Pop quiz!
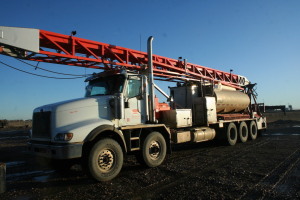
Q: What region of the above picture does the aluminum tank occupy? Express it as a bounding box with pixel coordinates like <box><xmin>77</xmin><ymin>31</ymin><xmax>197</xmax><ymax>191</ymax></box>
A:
<box><xmin>214</xmin><ymin>86</ymin><xmax>250</xmax><ymax>114</ymax></box>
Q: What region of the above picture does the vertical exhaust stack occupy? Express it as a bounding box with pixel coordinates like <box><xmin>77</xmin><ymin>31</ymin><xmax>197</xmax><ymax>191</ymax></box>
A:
<box><xmin>147</xmin><ymin>36</ymin><xmax>156</xmax><ymax>123</ymax></box>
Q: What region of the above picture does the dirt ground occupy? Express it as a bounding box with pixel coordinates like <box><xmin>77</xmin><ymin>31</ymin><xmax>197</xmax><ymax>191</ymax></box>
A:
<box><xmin>0</xmin><ymin>120</ymin><xmax>299</xmax><ymax>200</ymax></box>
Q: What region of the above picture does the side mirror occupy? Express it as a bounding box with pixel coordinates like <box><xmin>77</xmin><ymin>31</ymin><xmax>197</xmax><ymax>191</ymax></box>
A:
<box><xmin>138</xmin><ymin>82</ymin><xmax>146</xmax><ymax>100</ymax></box>
<box><xmin>110</xmin><ymin>94</ymin><xmax>124</xmax><ymax>119</ymax></box>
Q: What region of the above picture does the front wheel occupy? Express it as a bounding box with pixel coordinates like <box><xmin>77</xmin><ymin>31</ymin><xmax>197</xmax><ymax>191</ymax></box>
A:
<box><xmin>88</xmin><ymin>138</ymin><xmax>123</xmax><ymax>181</ymax></box>
<box><xmin>138</xmin><ymin>132</ymin><xmax>167</xmax><ymax>168</ymax></box>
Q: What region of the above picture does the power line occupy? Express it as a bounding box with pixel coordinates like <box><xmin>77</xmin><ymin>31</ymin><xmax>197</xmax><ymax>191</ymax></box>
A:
<box><xmin>0</xmin><ymin>60</ymin><xmax>84</xmax><ymax>79</ymax></box>
<box><xmin>16</xmin><ymin>58</ymin><xmax>86</xmax><ymax>77</ymax></box>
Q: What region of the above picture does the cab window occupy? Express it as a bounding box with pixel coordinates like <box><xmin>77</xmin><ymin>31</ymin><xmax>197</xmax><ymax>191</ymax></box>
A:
<box><xmin>126</xmin><ymin>77</ymin><xmax>141</xmax><ymax>98</ymax></box>
<box><xmin>85</xmin><ymin>75</ymin><xmax>125</xmax><ymax>97</ymax></box>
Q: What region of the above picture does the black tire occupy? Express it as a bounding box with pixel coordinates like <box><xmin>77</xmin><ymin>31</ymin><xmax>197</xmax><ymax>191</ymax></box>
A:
<box><xmin>88</xmin><ymin>138</ymin><xmax>123</xmax><ymax>182</ymax></box>
<box><xmin>239</xmin><ymin>121</ymin><xmax>248</xmax><ymax>143</ymax></box>
<box><xmin>138</xmin><ymin>132</ymin><xmax>167</xmax><ymax>167</ymax></box>
<box><xmin>249</xmin><ymin>121</ymin><xmax>258</xmax><ymax>140</ymax></box>
<box><xmin>226</xmin><ymin>123</ymin><xmax>237</xmax><ymax>146</ymax></box>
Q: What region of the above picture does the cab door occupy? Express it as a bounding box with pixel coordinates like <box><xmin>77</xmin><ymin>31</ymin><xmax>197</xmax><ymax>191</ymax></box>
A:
<box><xmin>123</xmin><ymin>75</ymin><xmax>147</xmax><ymax>125</ymax></box>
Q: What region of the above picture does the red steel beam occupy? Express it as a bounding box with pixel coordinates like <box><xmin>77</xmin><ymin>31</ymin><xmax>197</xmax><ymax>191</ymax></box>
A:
<box><xmin>24</xmin><ymin>29</ymin><xmax>242</xmax><ymax>88</ymax></box>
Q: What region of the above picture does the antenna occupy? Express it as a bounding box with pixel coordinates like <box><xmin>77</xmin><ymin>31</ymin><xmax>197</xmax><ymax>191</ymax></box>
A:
<box><xmin>139</xmin><ymin>34</ymin><xmax>142</xmax><ymax>51</ymax></box>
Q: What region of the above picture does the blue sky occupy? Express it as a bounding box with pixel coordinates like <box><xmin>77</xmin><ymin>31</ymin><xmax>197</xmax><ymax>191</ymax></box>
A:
<box><xmin>0</xmin><ymin>0</ymin><xmax>300</xmax><ymax>120</ymax></box>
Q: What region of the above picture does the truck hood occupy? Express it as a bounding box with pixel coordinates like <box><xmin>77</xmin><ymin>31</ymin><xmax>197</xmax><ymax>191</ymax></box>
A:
<box><xmin>34</xmin><ymin>96</ymin><xmax>115</xmax><ymax>132</ymax></box>
<box><xmin>32</xmin><ymin>96</ymin><xmax>116</xmax><ymax>142</ymax></box>
<box><xmin>34</xmin><ymin>97</ymin><xmax>111</xmax><ymax>113</ymax></box>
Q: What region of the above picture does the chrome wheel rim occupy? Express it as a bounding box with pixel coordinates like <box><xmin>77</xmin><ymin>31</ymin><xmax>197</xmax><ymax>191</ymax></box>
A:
<box><xmin>149</xmin><ymin>140</ymin><xmax>161</xmax><ymax>160</ymax></box>
<box><xmin>98</xmin><ymin>149</ymin><xmax>115</xmax><ymax>172</ymax></box>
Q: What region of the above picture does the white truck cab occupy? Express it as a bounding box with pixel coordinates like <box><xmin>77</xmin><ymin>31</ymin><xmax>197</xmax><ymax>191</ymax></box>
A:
<box><xmin>28</xmin><ymin>69</ymin><xmax>171</xmax><ymax>181</ymax></box>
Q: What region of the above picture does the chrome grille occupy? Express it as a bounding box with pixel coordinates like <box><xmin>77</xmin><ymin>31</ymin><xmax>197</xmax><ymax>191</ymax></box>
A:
<box><xmin>32</xmin><ymin>111</ymin><xmax>51</xmax><ymax>139</ymax></box>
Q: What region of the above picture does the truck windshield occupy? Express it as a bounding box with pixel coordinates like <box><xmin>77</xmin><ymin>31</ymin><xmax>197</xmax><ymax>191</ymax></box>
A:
<box><xmin>85</xmin><ymin>75</ymin><xmax>125</xmax><ymax>97</ymax></box>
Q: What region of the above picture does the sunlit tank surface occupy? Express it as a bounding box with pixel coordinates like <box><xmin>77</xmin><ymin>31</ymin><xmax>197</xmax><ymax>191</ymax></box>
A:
<box><xmin>214</xmin><ymin>88</ymin><xmax>250</xmax><ymax>113</ymax></box>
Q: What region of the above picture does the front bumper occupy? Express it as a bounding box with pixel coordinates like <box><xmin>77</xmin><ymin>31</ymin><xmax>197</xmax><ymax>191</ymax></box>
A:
<box><xmin>28</xmin><ymin>141</ymin><xmax>83</xmax><ymax>159</ymax></box>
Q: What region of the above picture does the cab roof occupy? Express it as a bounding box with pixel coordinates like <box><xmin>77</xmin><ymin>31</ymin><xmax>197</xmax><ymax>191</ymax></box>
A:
<box><xmin>85</xmin><ymin>69</ymin><xmax>127</xmax><ymax>82</ymax></box>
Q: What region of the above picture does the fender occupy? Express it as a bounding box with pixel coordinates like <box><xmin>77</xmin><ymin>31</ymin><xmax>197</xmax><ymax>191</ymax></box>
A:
<box><xmin>85</xmin><ymin>124</ymin><xmax>127</xmax><ymax>152</ymax></box>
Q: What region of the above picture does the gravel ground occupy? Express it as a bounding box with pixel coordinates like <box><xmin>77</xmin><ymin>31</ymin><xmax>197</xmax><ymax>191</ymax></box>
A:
<box><xmin>0</xmin><ymin>121</ymin><xmax>299</xmax><ymax>200</ymax></box>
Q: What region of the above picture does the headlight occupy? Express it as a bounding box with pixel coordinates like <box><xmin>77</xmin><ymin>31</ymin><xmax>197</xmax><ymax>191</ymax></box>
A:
<box><xmin>54</xmin><ymin>133</ymin><xmax>73</xmax><ymax>141</ymax></box>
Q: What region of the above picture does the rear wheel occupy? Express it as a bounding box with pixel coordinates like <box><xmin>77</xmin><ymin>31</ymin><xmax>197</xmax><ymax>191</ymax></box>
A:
<box><xmin>138</xmin><ymin>132</ymin><xmax>167</xmax><ymax>167</ymax></box>
<box><xmin>88</xmin><ymin>138</ymin><xmax>123</xmax><ymax>181</ymax></box>
<box><xmin>249</xmin><ymin>121</ymin><xmax>258</xmax><ymax>140</ymax></box>
<box><xmin>239</xmin><ymin>121</ymin><xmax>248</xmax><ymax>143</ymax></box>
<box><xmin>226</xmin><ymin>123</ymin><xmax>237</xmax><ymax>146</ymax></box>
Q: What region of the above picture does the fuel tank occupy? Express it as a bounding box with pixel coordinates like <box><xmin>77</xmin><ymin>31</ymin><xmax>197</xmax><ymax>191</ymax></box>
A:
<box><xmin>214</xmin><ymin>85</ymin><xmax>250</xmax><ymax>113</ymax></box>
